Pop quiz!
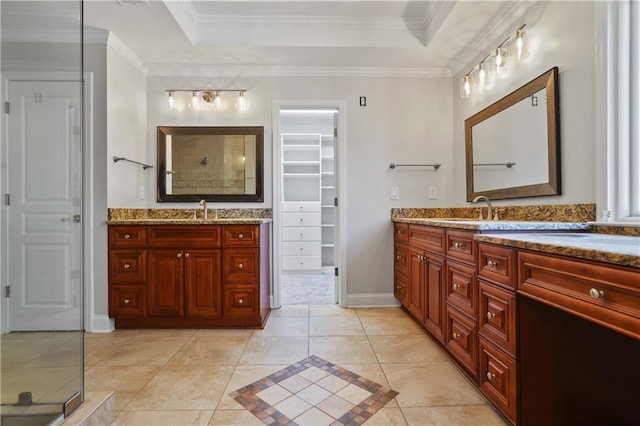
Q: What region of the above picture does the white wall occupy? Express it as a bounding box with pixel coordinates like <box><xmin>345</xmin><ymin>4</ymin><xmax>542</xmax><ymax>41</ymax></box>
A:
<box><xmin>452</xmin><ymin>1</ymin><xmax>596</xmax><ymax>207</ymax></box>
<box><xmin>105</xmin><ymin>74</ymin><xmax>453</xmax><ymax>303</ymax></box>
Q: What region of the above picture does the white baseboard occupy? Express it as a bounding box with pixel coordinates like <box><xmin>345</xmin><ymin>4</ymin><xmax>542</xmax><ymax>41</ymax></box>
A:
<box><xmin>345</xmin><ymin>293</ymin><xmax>401</xmax><ymax>307</ymax></box>
<box><xmin>88</xmin><ymin>315</ymin><xmax>115</xmax><ymax>333</ymax></box>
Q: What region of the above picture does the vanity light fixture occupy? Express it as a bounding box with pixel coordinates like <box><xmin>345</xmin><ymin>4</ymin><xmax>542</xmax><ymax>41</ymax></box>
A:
<box><xmin>460</xmin><ymin>24</ymin><xmax>527</xmax><ymax>98</ymax></box>
<box><xmin>165</xmin><ymin>89</ymin><xmax>248</xmax><ymax>112</ymax></box>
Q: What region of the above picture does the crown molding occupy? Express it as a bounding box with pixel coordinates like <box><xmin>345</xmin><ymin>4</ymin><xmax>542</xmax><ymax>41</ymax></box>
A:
<box><xmin>147</xmin><ymin>64</ymin><xmax>451</xmax><ymax>79</ymax></box>
<box><xmin>449</xmin><ymin>0</ymin><xmax>536</xmax><ymax>77</ymax></box>
<box><xmin>106</xmin><ymin>33</ymin><xmax>149</xmax><ymax>76</ymax></box>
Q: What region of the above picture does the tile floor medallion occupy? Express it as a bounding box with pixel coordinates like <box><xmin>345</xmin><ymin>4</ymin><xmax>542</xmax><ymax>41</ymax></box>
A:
<box><xmin>229</xmin><ymin>355</ymin><xmax>399</xmax><ymax>425</ymax></box>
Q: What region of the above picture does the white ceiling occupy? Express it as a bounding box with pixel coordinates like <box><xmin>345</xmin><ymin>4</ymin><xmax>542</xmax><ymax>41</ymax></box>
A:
<box><xmin>3</xmin><ymin>1</ymin><xmax>534</xmax><ymax>77</ymax></box>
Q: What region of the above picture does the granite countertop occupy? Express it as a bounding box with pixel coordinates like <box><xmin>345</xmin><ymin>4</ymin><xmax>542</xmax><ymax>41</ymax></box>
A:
<box><xmin>475</xmin><ymin>232</ymin><xmax>640</xmax><ymax>268</ymax></box>
<box><xmin>106</xmin><ymin>218</ymin><xmax>272</xmax><ymax>225</ymax></box>
<box><xmin>393</xmin><ymin>217</ymin><xmax>591</xmax><ymax>232</ymax></box>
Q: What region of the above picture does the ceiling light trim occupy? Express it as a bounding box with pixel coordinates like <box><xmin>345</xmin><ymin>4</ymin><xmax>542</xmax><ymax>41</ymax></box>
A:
<box><xmin>147</xmin><ymin>64</ymin><xmax>450</xmax><ymax>79</ymax></box>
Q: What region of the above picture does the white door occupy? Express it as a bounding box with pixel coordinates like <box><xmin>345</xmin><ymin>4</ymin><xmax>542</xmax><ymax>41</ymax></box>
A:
<box><xmin>7</xmin><ymin>80</ymin><xmax>82</xmax><ymax>331</ymax></box>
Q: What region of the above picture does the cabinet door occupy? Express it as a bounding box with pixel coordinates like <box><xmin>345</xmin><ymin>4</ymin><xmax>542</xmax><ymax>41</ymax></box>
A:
<box><xmin>408</xmin><ymin>247</ymin><xmax>426</xmax><ymax>321</ymax></box>
<box><xmin>110</xmin><ymin>285</ymin><xmax>146</xmax><ymax>318</ymax></box>
<box><xmin>109</xmin><ymin>249</ymin><xmax>147</xmax><ymax>283</ymax></box>
<box><xmin>184</xmin><ymin>249</ymin><xmax>222</xmax><ymax>318</ymax></box>
<box><xmin>223</xmin><ymin>248</ymin><xmax>260</xmax><ymax>283</ymax></box>
<box><xmin>148</xmin><ymin>249</ymin><xmax>184</xmax><ymax>317</ymax></box>
<box><xmin>424</xmin><ymin>253</ymin><xmax>445</xmax><ymax>343</ymax></box>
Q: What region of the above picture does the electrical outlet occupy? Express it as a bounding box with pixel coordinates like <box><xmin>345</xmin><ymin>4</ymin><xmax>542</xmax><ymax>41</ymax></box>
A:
<box><xmin>390</xmin><ymin>186</ymin><xmax>399</xmax><ymax>200</ymax></box>
<box><xmin>428</xmin><ymin>186</ymin><xmax>437</xmax><ymax>200</ymax></box>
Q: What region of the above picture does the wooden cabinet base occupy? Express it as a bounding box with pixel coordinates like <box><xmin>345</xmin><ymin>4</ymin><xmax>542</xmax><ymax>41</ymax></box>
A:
<box><xmin>114</xmin><ymin>311</ymin><xmax>271</xmax><ymax>329</ymax></box>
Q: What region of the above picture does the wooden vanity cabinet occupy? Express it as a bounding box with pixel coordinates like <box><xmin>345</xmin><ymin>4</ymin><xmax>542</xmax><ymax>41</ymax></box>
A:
<box><xmin>108</xmin><ymin>223</ymin><xmax>270</xmax><ymax>328</ymax></box>
<box><xmin>408</xmin><ymin>225</ymin><xmax>446</xmax><ymax>342</ymax></box>
<box><xmin>477</xmin><ymin>242</ymin><xmax>517</xmax><ymax>424</ymax></box>
<box><xmin>444</xmin><ymin>229</ymin><xmax>479</xmax><ymax>380</ymax></box>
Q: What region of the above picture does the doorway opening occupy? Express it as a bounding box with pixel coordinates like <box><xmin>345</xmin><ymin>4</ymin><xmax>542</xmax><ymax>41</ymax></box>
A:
<box><xmin>273</xmin><ymin>103</ymin><xmax>345</xmax><ymax>306</ymax></box>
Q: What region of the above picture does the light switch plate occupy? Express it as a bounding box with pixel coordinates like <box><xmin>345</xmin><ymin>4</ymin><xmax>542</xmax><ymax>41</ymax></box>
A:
<box><xmin>428</xmin><ymin>186</ymin><xmax>437</xmax><ymax>199</ymax></box>
<box><xmin>390</xmin><ymin>186</ymin><xmax>399</xmax><ymax>200</ymax></box>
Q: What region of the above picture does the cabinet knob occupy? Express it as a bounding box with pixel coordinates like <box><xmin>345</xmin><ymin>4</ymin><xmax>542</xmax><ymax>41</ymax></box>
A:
<box><xmin>123</xmin><ymin>299</ymin><xmax>130</xmax><ymax>304</ymax></box>
<box><xmin>177</xmin><ymin>253</ymin><xmax>182</xmax><ymax>258</ymax></box>
<box><xmin>299</xmin><ymin>218</ymin><xmax>304</xmax><ymax>223</ymax></box>
<box><xmin>453</xmin><ymin>242</ymin><xmax>464</xmax><ymax>249</ymax></box>
<box><xmin>452</xmin><ymin>283</ymin><xmax>460</xmax><ymax>290</ymax></box>
<box><xmin>123</xmin><ymin>263</ymin><xmax>130</xmax><ymax>269</ymax></box>
<box><xmin>486</xmin><ymin>311</ymin><xmax>496</xmax><ymax>320</ymax></box>
<box><xmin>124</xmin><ymin>234</ymin><xmax>131</xmax><ymax>239</ymax></box>
<box><xmin>300</xmin><ymin>248</ymin><xmax>304</xmax><ymax>252</ymax></box>
<box><xmin>300</xmin><ymin>233</ymin><xmax>304</xmax><ymax>237</ymax></box>
<box><xmin>238</xmin><ymin>233</ymin><xmax>244</xmax><ymax>239</ymax></box>
<box><xmin>396</xmin><ymin>285</ymin><xmax>401</xmax><ymax>290</ymax></box>
<box><xmin>589</xmin><ymin>288</ymin><xmax>605</xmax><ymax>299</ymax></box>
<box><xmin>238</xmin><ymin>263</ymin><xmax>244</xmax><ymax>269</ymax></box>
<box><xmin>184</xmin><ymin>253</ymin><xmax>190</xmax><ymax>258</ymax></box>
<box><xmin>396</xmin><ymin>255</ymin><xmax>401</xmax><ymax>261</ymax></box>
<box><xmin>487</xmin><ymin>372</ymin><xmax>496</xmax><ymax>381</ymax></box>
<box><xmin>487</xmin><ymin>260</ymin><xmax>498</xmax><ymax>268</ymax></box>
<box><xmin>453</xmin><ymin>333</ymin><xmax>461</xmax><ymax>339</ymax></box>
<box><xmin>238</xmin><ymin>298</ymin><xmax>244</xmax><ymax>304</ymax></box>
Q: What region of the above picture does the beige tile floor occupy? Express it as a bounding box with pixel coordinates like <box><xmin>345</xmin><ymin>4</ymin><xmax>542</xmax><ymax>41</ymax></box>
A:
<box><xmin>84</xmin><ymin>306</ymin><xmax>508</xmax><ymax>426</ymax></box>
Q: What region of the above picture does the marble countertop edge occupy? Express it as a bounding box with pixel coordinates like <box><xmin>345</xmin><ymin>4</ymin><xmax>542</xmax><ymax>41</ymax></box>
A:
<box><xmin>106</xmin><ymin>218</ymin><xmax>272</xmax><ymax>225</ymax></box>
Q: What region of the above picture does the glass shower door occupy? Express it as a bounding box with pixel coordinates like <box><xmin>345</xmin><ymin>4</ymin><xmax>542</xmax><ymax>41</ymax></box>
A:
<box><xmin>1</xmin><ymin>1</ymin><xmax>85</xmax><ymax>424</ymax></box>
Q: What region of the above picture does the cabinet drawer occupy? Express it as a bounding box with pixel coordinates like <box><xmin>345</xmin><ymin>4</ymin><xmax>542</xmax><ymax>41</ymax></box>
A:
<box><xmin>110</xmin><ymin>285</ymin><xmax>146</xmax><ymax>318</ymax></box>
<box><xmin>394</xmin><ymin>242</ymin><xmax>409</xmax><ymax>276</ymax></box>
<box><xmin>222</xmin><ymin>225</ymin><xmax>259</xmax><ymax>247</ymax></box>
<box><xmin>394</xmin><ymin>222</ymin><xmax>409</xmax><ymax>243</ymax></box>
<box><xmin>282</xmin><ymin>256</ymin><xmax>321</xmax><ymax>271</ymax></box>
<box><xmin>446</xmin><ymin>230</ymin><xmax>477</xmax><ymax>265</ymax></box>
<box><xmin>282</xmin><ymin>202</ymin><xmax>321</xmax><ymax>212</ymax></box>
<box><xmin>282</xmin><ymin>226</ymin><xmax>321</xmax><ymax>241</ymax></box>
<box><xmin>479</xmin><ymin>243</ymin><xmax>516</xmax><ymax>289</ymax></box>
<box><xmin>282</xmin><ymin>212</ymin><xmax>321</xmax><ymax>227</ymax></box>
<box><xmin>109</xmin><ymin>249</ymin><xmax>147</xmax><ymax>283</ymax></box>
<box><xmin>518</xmin><ymin>251</ymin><xmax>640</xmax><ymax>340</ymax></box>
<box><xmin>479</xmin><ymin>337</ymin><xmax>517</xmax><ymax>424</ymax></box>
<box><xmin>283</xmin><ymin>242</ymin><xmax>321</xmax><ymax>256</ymax></box>
<box><xmin>445</xmin><ymin>305</ymin><xmax>478</xmax><ymax>379</ymax></box>
<box><xmin>223</xmin><ymin>285</ymin><xmax>260</xmax><ymax>318</ymax></box>
<box><xmin>109</xmin><ymin>226</ymin><xmax>146</xmax><ymax>248</ymax></box>
<box><xmin>149</xmin><ymin>225</ymin><xmax>221</xmax><ymax>248</ymax></box>
<box><xmin>408</xmin><ymin>225</ymin><xmax>445</xmax><ymax>254</ymax></box>
<box><xmin>394</xmin><ymin>272</ymin><xmax>408</xmax><ymax>306</ymax></box>
<box><xmin>446</xmin><ymin>260</ymin><xmax>478</xmax><ymax>319</ymax></box>
<box><xmin>223</xmin><ymin>248</ymin><xmax>260</xmax><ymax>283</ymax></box>
<box><xmin>479</xmin><ymin>280</ymin><xmax>516</xmax><ymax>355</ymax></box>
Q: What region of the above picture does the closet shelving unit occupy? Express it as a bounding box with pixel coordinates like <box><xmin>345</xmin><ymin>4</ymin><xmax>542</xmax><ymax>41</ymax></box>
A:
<box><xmin>320</xmin><ymin>133</ymin><xmax>335</xmax><ymax>272</ymax></box>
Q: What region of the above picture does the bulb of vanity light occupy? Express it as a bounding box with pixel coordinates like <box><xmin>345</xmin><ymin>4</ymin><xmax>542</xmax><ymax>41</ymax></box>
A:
<box><xmin>236</xmin><ymin>91</ymin><xmax>248</xmax><ymax>112</ymax></box>
<box><xmin>515</xmin><ymin>29</ymin><xmax>525</xmax><ymax>61</ymax></box>
<box><xmin>478</xmin><ymin>63</ymin><xmax>486</xmax><ymax>87</ymax></box>
<box><xmin>462</xmin><ymin>75</ymin><xmax>471</xmax><ymax>98</ymax></box>
<box><xmin>168</xmin><ymin>91</ymin><xmax>175</xmax><ymax>110</ymax></box>
<box><xmin>494</xmin><ymin>48</ymin><xmax>506</xmax><ymax>74</ymax></box>
<box><xmin>190</xmin><ymin>91</ymin><xmax>199</xmax><ymax>110</ymax></box>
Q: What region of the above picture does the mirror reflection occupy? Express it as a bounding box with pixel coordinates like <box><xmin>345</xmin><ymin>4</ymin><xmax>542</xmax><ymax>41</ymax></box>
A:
<box><xmin>465</xmin><ymin>67</ymin><xmax>560</xmax><ymax>201</ymax></box>
<box><xmin>157</xmin><ymin>126</ymin><xmax>264</xmax><ymax>202</ymax></box>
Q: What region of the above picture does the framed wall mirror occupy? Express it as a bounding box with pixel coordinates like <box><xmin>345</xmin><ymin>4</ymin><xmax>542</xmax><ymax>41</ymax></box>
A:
<box><xmin>157</xmin><ymin>126</ymin><xmax>264</xmax><ymax>202</ymax></box>
<box><xmin>465</xmin><ymin>67</ymin><xmax>560</xmax><ymax>201</ymax></box>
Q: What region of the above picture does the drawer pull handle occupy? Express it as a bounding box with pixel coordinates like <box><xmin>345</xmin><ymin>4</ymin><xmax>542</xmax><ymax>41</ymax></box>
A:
<box><xmin>184</xmin><ymin>253</ymin><xmax>190</xmax><ymax>258</ymax></box>
<box><xmin>238</xmin><ymin>298</ymin><xmax>244</xmax><ymax>304</ymax></box>
<box><xmin>123</xmin><ymin>299</ymin><xmax>130</xmax><ymax>304</ymax></box>
<box><xmin>123</xmin><ymin>263</ymin><xmax>130</xmax><ymax>269</ymax></box>
<box><xmin>453</xmin><ymin>333</ymin><xmax>461</xmax><ymax>339</ymax></box>
<box><xmin>396</xmin><ymin>285</ymin><xmax>401</xmax><ymax>290</ymax></box>
<box><xmin>397</xmin><ymin>229</ymin><xmax>403</xmax><ymax>235</ymax></box>
<box><xmin>589</xmin><ymin>288</ymin><xmax>605</xmax><ymax>299</ymax></box>
<box><xmin>396</xmin><ymin>255</ymin><xmax>401</xmax><ymax>260</ymax></box>
<box><xmin>452</xmin><ymin>283</ymin><xmax>460</xmax><ymax>290</ymax></box>
<box><xmin>300</xmin><ymin>218</ymin><xmax>304</xmax><ymax>223</ymax></box>
<box><xmin>487</xmin><ymin>372</ymin><xmax>496</xmax><ymax>380</ymax></box>
<box><xmin>238</xmin><ymin>263</ymin><xmax>244</xmax><ymax>269</ymax></box>
<box><xmin>177</xmin><ymin>253</ymin><xmax>182</xmax><ymax>258</ymax></box>
<box><xmin>238</xmin><ymin>233</ymin><xmax>244</xmax><ymax>239</ymax></box>
<box><xmin>453</xmin><ymin>242</ymin><xmax>464</xmax><ymax>249</ymax></box>
<box><xmin>487</xmin><ymin>312</ymin><xmax>496</xmax><ymax>320</ymax></box>
<box><xmin>487</xmin><ymin>260</ymin><xmax>498</xmax><ymax>268</ymax></box>
<box><xmin>124</xmin><ymin>234</ymin><xmax>131</xmax><ymax>239</ymax></box>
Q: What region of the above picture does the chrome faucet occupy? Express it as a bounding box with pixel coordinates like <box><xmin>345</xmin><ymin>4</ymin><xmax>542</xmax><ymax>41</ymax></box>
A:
<box><xmin>472</xmin><ymin>195</ymin><xmax>493</xmax><ymax>221</ymax></box>
<box><xmin>199</xmin><ymin>199</ymin><xmax>208</xmax><ymax>220</ymax></box>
